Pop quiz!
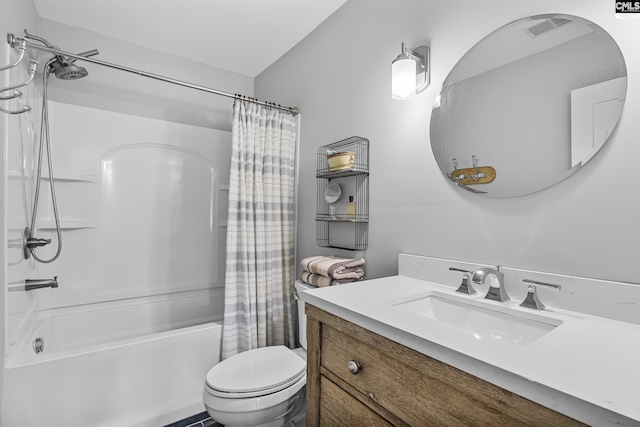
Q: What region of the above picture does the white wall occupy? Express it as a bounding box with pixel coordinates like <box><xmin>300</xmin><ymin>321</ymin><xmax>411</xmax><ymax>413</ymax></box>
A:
<box><xmin>256</xmin><ymin>0</ymin><xmax>640</xmax><ymax>284</ymax></box>
<box><xmin>38</xmin><ymin>18</ymin><xmax>254</xmax><ymax>131</ymax></box>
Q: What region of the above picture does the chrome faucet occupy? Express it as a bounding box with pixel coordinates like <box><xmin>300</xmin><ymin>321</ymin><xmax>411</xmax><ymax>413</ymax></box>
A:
<box><xmin>471</xmin><ymin>265</ymin><xmax>509</xmax><ymax>302</ymax></box>
<box><xmin>25</xmin><ymin>276</ymin><xmax>58</xmax><ymax>291</ymax></box>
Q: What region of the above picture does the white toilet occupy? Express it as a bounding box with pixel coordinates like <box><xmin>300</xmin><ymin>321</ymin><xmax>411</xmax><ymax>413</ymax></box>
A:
<box><xmin>203</xmin><ymin>281</ymin><xmax>313</xmax><ymax>427</ymax></box>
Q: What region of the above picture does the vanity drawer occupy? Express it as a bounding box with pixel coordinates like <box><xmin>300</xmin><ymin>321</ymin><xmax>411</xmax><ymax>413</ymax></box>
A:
<box><xmin>319</xmin><ymin>375</ymin><xmax>393</xmax><ymax>426</ymax></box>
<box><xmin>313</xmin><ymin>305</ymin><xmax>586</xmax><ymax>426</ymax></box>
<box><xmin>321</xmin><ymin>323</ymin><xmax>477</xmax><ymax>426</ymax></box>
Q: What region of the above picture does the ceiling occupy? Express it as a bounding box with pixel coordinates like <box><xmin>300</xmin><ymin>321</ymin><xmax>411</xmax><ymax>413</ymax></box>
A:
<box><xmin>33</xmin><ymin>0</ymin><xmax>348</xmax><ymax>77</ymax></box>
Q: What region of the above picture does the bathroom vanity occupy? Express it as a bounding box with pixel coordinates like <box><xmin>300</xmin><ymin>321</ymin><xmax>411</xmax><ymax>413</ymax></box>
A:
<box><xmin>301</xmin><ymin>254</ymin><xmax>640</xmax><ymax>426</ymax></box>
<box><xmin>306</xmin><ymin>304</ymin><xmax>584</xmax><ymax>426</ymax></box>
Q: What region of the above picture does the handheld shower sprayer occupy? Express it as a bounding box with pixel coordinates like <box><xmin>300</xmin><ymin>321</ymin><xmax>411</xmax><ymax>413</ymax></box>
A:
<box><xmin>16</xmin><ymin>30</ymin><xmax>100</xmax><ymax>263</ymax></box>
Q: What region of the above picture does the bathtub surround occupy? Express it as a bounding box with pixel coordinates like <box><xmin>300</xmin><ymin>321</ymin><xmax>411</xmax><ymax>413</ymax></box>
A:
<box><xmin>0</xmin><ymin>0</ymin><xmax>39</xmax><ymax>408</ymax></box>
<box><xmin>222</xmin><ymin>100</ymin><xmax>298</xmax><ymax>359</ymax></box>
<box><xmin>2</xmin><ymin>101</ymin><xmax>231</xmax><ymax>425</ymax></box>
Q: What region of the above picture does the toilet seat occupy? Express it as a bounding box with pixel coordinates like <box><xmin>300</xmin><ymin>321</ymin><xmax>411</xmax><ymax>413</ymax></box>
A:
<box><xmin>205</xmin><ymin>346</ymin><xmax>306</xmax><ymax>398</ymax></box>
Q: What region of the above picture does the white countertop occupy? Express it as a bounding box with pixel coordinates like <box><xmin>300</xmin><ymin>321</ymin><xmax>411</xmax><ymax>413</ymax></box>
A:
<box><xmin>301</xmin><ymin>275</ymin><xmax>640</xmax><ymax>427</ymax></box>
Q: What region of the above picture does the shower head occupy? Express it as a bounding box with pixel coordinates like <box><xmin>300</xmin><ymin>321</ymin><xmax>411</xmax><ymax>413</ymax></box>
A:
<box><xmin>46</xmin><ymin>48</ymin><xmax>100</xmax><ymax>80</ymax></box>
<box><xmin>50</xmin><ymin>59</ymin><xmax>89</xmax><ymax>80</ymax></box>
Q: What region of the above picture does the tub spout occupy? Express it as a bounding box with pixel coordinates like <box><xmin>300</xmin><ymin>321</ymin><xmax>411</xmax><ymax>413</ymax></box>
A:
<box><xmin>25</xmin><ymin>276</ymin><xmax>58</xmax><ymax>291</ymax></box>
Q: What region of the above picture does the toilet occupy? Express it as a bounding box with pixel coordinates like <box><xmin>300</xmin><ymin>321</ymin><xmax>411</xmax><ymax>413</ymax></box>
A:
<box><xmin>203</xmin><ymin>281</ymin><xmax>313</xmax><ymax>427</ymax></box>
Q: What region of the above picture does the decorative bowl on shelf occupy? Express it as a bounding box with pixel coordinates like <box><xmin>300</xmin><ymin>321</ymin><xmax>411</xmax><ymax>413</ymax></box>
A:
<box><xmin>327</xmin><ymin>151</ymin><xmax>355</xmax><ymax>171</ymax></box>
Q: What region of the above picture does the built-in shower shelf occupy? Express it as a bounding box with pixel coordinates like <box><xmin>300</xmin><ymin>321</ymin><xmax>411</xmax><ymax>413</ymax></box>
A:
<box><xmin>8</xmin><ymin>220</ymin><xmax>95</xmax><ymax>230</ymax></box>
<box><xmin>7</xmin><ymin>170</ymin><xmax>97</xmax><ymax>182</ymax></box>
<box><xmin>38</xmin><ymin>220</ymin><xmax>96</xmax><ymax>230</ymax></box>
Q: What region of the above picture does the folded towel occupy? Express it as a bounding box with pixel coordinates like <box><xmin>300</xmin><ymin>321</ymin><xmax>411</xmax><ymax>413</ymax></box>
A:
<box><xmin>300</xmin><ymin>256</ymin><xmax>365</xmax><ymax>280</ymax></box>
<box><xmin>300</xmin><ymin>270</ymin><xmax>362</xmax><ymax>287</ymax></box>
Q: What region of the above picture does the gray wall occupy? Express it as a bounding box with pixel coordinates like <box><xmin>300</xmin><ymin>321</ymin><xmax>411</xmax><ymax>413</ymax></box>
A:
<box><xmin>256</xmin><ymin>0</ymin><xmax>640</xmax><ymax>284</ymax></box>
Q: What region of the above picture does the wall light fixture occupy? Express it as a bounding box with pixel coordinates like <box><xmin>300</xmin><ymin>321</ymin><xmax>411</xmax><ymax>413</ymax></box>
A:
<box><xmin>391</xmin><ymin>43</ymin><xmax>429</xmax><ymax>100</ymax></box>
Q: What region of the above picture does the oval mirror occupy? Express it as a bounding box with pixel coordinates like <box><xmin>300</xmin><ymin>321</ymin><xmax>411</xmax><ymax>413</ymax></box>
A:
<box><xmin>430</xmin><ymin>14</ymin><xmax>627</xmax><ymax>197</ymax></box>
<box><xmin>324</xmin><ymin>182</ymin><xmax>342</xmax><ymax>204</ymax></box>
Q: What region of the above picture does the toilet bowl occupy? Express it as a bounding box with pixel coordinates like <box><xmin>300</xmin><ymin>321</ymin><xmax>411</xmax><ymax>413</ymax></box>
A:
<box><xmin>203</xmin><ymin>281</ymin><xmax>313</xmax><ymax>427</ymax></box>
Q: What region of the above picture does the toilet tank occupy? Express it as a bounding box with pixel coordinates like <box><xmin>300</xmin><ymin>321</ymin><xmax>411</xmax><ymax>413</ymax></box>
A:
<box><xmin>295</xmin><ymin>280</ymin><xmax>316</xmax><ymax>350</ymax></box>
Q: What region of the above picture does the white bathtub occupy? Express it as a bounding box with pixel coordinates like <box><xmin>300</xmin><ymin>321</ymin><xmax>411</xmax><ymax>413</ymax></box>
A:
<box><xmin>1</xmin><ymin>290</ymin><xmax>223</xmax><ymax>427</ymax></box>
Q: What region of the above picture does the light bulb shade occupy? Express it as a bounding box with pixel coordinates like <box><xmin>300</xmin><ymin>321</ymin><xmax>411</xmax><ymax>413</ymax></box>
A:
<box><xmin>391</xmin><ymin>43</ymin><xmax>430</xmax><ymax>100</ymax></box>
<box><xmin>391</xmin><ymin>56</ymin><xmax>416</xmax><ymax>100</ymax></box>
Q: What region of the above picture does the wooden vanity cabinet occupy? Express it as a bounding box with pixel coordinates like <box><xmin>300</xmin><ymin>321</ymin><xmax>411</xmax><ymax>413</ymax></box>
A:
<box><xmin>305</xmin><ymin>304</ymin><xmax>586</xmax><ymax>427</ymax></box>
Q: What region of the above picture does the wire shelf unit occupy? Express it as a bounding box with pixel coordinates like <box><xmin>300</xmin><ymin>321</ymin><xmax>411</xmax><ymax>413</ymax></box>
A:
<box><xmin>316</xmin><ymin>136</ymin><xmax>369</xmax><ymax>251</ymax></box>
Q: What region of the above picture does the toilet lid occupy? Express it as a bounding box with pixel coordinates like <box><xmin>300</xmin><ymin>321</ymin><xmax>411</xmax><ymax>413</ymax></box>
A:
<box><xmin>206</xmin><ymin>346</ymin><xmax>306</xmax><ymax>396</ymax></box>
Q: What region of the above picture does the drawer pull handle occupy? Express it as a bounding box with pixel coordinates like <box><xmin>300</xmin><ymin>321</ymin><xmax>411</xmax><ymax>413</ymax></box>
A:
<box><xmin>347</xmin><ymin>360</ymin><xmax>362</xmax><ymax>375</ymax></box>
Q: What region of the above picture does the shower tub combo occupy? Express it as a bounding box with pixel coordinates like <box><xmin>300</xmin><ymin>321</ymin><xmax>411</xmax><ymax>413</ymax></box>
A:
<box><xmin>2</xmin><ymin>31</ymin><xmax>237</xmax><ymax>426</ymax></box>
<box><xmin>3</xmin><ymin>99</ymin><xmax>231</xmax><ymax>425</ymax></box>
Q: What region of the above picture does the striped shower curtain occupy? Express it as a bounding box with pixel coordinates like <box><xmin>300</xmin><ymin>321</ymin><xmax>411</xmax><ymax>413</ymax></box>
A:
<box><xmin>221</xmin><ymin>100</ymin><xmax>297</xmax><ymax>359</ymax></box>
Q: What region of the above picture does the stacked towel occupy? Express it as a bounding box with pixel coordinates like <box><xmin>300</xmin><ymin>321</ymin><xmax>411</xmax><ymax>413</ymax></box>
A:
<box><xmin>299</xmin><ymin>255</ymin><xmax>365</xmax><ymax>287</ymax></box>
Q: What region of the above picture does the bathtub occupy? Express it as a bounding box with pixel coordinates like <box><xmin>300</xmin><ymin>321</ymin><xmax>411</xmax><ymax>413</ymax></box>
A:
<box><xmin>1</xmin><ymin>290</ymin><xmax>223</xmax><ymax>427</ymax></box>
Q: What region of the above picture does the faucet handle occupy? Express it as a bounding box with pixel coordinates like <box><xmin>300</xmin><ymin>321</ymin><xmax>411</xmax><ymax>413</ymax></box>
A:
<box><xmin>519</xmin><ymin>279</ymin><xmax>561</xmax><ymax>310</ymax></box>
<box><xmin>520</xmin><ymin>285</ymin><xmax>545</xmax><ymax>310</ymax></box>
<box><xmin>522</xmin><ymin>279</ymin><xmax>561</xmax><ymax>291</ymax></box>
<box><xmin>457</xmin><ymin>272</ymin><xmax>477</xmax><ymax>295</ymax></box>
<box><xmin>449</xmin><ymin>268</ymin><xmax>476</xmax><ymax>295</ymax></box>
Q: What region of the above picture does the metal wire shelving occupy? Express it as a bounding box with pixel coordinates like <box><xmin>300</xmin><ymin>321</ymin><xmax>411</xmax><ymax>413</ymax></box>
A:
<box><xmin>316</xmin><ymin>136</ymin><xmax>369</xmax><ymax>251</ymax></box>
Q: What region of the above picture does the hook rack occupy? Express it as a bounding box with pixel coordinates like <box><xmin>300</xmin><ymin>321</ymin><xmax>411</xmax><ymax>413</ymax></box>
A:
<box><xmin>0</xmin><ymin>33</ymin><xmax>37</xmax><ymax>115</ymax></box>
<box><xmin>450</xmin><ymin>155</ymin><xmax>497</xmax><ymax>187</ymax></box>
<box><xmin>0</xmin><ymin>59</ymin><xmax>37</xmax><ymax>98</ymax></box>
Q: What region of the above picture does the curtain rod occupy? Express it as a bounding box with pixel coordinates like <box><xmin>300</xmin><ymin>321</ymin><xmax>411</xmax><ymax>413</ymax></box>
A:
<box><xmin>12</xmin><ymin>37</ymin><xmax>299</xmax><ymax>116</ymax></box>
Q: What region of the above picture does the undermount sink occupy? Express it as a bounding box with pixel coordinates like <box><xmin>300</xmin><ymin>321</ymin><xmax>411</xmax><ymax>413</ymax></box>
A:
<box><xmin>392</xmin><ymin>291</ymin><xmax>563</xmax><ymax>347</ymax></box>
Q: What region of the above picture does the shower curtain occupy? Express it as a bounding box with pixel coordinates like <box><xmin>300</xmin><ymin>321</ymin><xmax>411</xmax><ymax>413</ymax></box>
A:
<box><xmin>221</xmin><ymin>100</ymin><xmax>297</xmax><ymax>359</ymax></box>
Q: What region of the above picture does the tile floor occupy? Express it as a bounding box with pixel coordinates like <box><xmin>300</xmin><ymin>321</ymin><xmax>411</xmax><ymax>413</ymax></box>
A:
<box><xmin>164</xmin><ymin>411</ymin><xmax>222</xmax><ymax>427</ymax></box>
